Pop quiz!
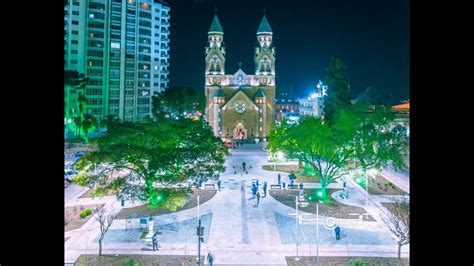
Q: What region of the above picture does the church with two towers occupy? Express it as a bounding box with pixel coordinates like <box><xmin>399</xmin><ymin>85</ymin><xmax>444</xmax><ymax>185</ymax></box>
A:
<box><xmin>204</xmin><ymin>14</ymin><xmax>276</xmax><ymax>141</ymax></box>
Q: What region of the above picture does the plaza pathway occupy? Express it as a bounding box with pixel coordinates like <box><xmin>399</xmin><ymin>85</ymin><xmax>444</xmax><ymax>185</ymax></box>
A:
<box><xmin>65</xmin><ymin>143</ymin><xmax>409</xmax><ymax>264</ymax></box>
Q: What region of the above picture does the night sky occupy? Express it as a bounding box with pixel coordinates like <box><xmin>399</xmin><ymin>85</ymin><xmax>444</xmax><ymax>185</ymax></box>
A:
<box><xmin>166</xmin><ymin>0</ymin><xmax>409</xmax><ymax>104</ymax></box>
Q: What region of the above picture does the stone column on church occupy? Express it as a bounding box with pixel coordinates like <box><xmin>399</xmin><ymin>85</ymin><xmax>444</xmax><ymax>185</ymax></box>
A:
<box><xmin>262</xmin><ymin>97</ymin><xmax>267</xmax><ymax>138</ymax></box>
<box><xmin>213</xmin><ymin>99</ymin><xmax>220</xmax><ymax>137</ymax></box>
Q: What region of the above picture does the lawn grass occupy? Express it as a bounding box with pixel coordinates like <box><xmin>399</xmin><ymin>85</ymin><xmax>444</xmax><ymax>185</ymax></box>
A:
<box><xmin>286</xmin><ymin>256</ymin><xmax>409</xmax><ymax>266</ymax></box>
<box><xmin>65</xmin><ymin>204</ymin><xmax>105</xmax><ymax>232</ymax></box>
<box><xmin>355</xmin><ymin>174</ymin><xmax>407</xmax><ymax>195</ymax></box>
<box><xmin>116</xmin><ymin>189</ymin><xmax>217</xmax><ymax>219</ymax></box>
<box><xmin>75</xmin><ymin>254</ymin><xmax>204</xmax><ymax>266</ymax></box>
<box><xmin>262</xmin><ymin>164</ymin><xmax>321</xmax><ymax>183</ymax></box>
<box><xmin>269</xmin><ymin>189</ymin><xmax>375</xmax><ymax>221</ymax></box>
<box><xmin>79</xmin><ymin>188</ymin><xmax>115</xmax><ymax>199</ymax></box>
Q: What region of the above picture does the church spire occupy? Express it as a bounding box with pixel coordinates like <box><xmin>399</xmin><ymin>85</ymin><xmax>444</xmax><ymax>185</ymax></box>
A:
<box><xmin>208</xmin><ymin>14</ymin><xmax>224</xmax><ymax>35</ymax></box>
<box><xmin>257</xmin><ymin>14</ymin><xmax>272</xmax><ymax>35</ymax></box>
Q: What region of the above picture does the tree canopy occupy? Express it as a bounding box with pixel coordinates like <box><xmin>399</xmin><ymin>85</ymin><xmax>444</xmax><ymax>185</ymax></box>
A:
<box><xmin>269</xmin><ymin>103</ymin><xmax>409</xmax><ymax>199</ymax></box>
<box><xmin>333</xmin><ymin>103</ymin><xmax>409</xmax><ymax>175</ymax></box>
<box><xmin>323</xmin><ymin>56</ymin><xmax>352</xmax><ymax>124</ymax></box>
<box><xmin>152</xmin><ymin>87</ymin><xmax>206</xmax><ymax>121</ymax></box>
<box><xmin>356</xmin><ymin>86</ymin><xmax>392</xmax><ymax>107</ymax></box>
<box><xmin>74</xmin><ymin>119</ymin><xmax>227</xmax><ymax>207</ymax></box>
<box><xmin>268</xmin><ymin>117</ymin><xmax>353</xmax><ymax>198</ymax></box>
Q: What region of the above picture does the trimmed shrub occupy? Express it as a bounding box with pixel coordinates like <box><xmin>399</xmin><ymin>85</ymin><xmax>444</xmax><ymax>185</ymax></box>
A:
<box><xmin>85</xmin><ymin>209</ymin><xmax>92</xmax><ymax>215</ymax></box>
<box><xmin>79</xmin><ymin>211</ymin><xmax>87</xmax><ymax>219</ymax></box>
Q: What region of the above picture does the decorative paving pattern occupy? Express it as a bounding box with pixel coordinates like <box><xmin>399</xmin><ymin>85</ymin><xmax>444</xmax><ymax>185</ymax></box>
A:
<box><xmin>273</xmin><ymin>212</ymin><xmax>397</xmax><ymax>245</ymax></box>
<box><xmin>97</xmin><ymin>213</ymin><xmax>213</xmax><ymax>244</ymax></box>
<box><xmin>241</xmin><ymin>181</ymin><xmax>250</xmax><ymax>244</ymax></box>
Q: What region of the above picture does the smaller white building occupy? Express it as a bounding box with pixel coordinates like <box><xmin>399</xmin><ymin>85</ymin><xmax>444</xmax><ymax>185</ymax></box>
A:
<box><xmin>298</xmin><ymin>80</ymin><xmax>326</xmax><ymax>117</ymax></box>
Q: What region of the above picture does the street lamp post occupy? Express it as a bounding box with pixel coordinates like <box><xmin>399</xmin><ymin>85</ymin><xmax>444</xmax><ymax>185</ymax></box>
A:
<box><xmin>197</xmin><ymin>195</ymin><xmax>203</xmax><ymax>266</ymax></box>
<box><xmin>365</xmin><ymin>169</ymin><xmax>368</xmax><ymax>207</ymax></box>
<box><xmin>316</xmin><ymin>200</ymin><xmax>320</xmax><ymax>266</ymax></box>
<box><xmin>295</xmin><ymin>195</ymin><xmax>299</xmax><ymax>260</ymax></box>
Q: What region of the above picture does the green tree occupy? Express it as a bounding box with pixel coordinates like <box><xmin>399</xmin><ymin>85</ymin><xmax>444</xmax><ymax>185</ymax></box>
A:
<box><xmin>72</xmin><ymin>116</ymin><xmax>83</xmax><ymax>137</ymax></box>
<box><xmin>323</xmin><ymin>56</ymin><xmax>351</xmax><ymax>124</ymax></box>
<box><xmin>356</xmin><ymin>86</ymin><xmax>392</xmax><ymax>108</ymax></box>
<box><xmin>152</xmin><ymin>87</ymin><xmax>206</xmax><ymax>121</ymax></box>
<box><xmin>82</xmin><ymin>113</ymin><xmax>98</xmax><ymax>143</ymax></box>
<box><xmin>74</xmin><ymin>120</ymin><xmax>227</xmax><ymax>206</ymax></box>
<box><xmin>65</xmin><ymin>70</ymin><xmax>90</xmax><ymax>137</ymax></box>
<box><xmin>268</xmin><ymin>117</ymin><xmax>352</xmax><ymax>199</ymax></box>
<box><xmin>101</xmin><ymin>115</ymin><xmax>122</xmax><ymax>131</ymax></box>
<box><xmin>333</xmin><ymin>104</ymin><xmax>408</xmax><ymax>198</ymax></box>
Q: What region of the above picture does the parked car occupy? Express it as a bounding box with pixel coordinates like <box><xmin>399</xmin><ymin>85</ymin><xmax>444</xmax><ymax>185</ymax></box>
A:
<box><xmin>224</xmin><ymin>142</ymin><xmax>235</xmax><ymax>148</ymax></box>
<box><xmin>64</xmin><ymin>170</ymin><xmax>77</xmax><ymax>182</ymax></box>
<box><xmin>70</xmin><ymin>151</ymin><xmax>86</xmax><ymax>158</ymax></box>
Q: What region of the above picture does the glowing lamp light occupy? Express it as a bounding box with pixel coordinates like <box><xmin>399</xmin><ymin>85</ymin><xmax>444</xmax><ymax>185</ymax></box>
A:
<box><xmin>317</xmin><ymin>191</ymin><xmax>323</xmax><ymax>197</ymax></box>
<box><xmin>68</xmin><ymin>119</ymin><xmax>72</xmax><ymax>123</ymax></box>
<box><xmin>311</xmin><ymin>93</ymin><xmax>318</xmax><ymax>99</ymax></box>
<box><xmin>356</xmin><ymin>177</ymin><xmax>362</xmax><ymax>183</ymax></box>
<box><xmin>157</xmin><ymin>195</ymin><xmax>162</xmax><ymax>201</ymax></box>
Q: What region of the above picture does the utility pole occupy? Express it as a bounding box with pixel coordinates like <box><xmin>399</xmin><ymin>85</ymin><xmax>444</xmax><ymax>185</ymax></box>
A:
<box><xmin>316</xmin><ymin>200</ymin><xmax>320</xmax><ymax>266</ymax></box>
<box><xmin>295</xmin><ymin>195</ymin><xmax>299</xmax><ymax>260</ymax></box>
<box><xmin>197</xmin><ymin>195</ymin><xmax>204</xmax><ymax>266</ymax></box>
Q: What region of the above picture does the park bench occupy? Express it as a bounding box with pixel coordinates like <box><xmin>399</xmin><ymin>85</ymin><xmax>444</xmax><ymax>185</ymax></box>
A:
<box><xmin>287</xmin><ymin>184</ymin><xmax>298</xmax><ymax>189</ymax></box>
<box><xmin>270</xmin><ymin>184</ymin><xmax>281</xmax><ymax>189</ymax></box>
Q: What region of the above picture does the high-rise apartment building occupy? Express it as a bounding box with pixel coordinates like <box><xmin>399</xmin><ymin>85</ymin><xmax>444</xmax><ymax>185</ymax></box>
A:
<box><xmin>64</xmin><ymin>0</ymin><xmax>170</xmax><ymax>124</ymax></box>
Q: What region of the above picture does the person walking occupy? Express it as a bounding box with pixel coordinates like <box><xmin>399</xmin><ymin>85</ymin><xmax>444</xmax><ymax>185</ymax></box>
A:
<box><xmin>207</xmin><ymin>251</ymin><xmax>214</xmax><ymax>266</ymax></box>
<box><xmin>217</xmin><ymin>180</ymin><xmax>221</xmax><ymax>191</ymax></box>
<box><xmin>263</xmin><ymin>182</ymin><xmax>267</xmax><ymax>197</ymax></box>
<box><xmin>242</xmin><ymin>161</ymin><xmax>247</xmax><ymax>172</ymax></box>
<box><xmin>252</xmin><ymin>184</ymin><xmax>257</xmax><ymax>198</ymax></box>
<box><xmin>256</xmin><ymin>191</ymin><xmax>261</xmax><ymax>206</ymax></box>
<box><xmin>335</xmin><ymin>225</ymin><xmax>341</xmax><ymax>240</ymax></box>
<box><xmin>152</xmin><ymin>233</ymin><xmax>159</xmax><ymax>251</ymax></box>
<box><xmin>277</xmin><ymin>173</ymin><xmax>281</xmax><ymax>185</ymax></box>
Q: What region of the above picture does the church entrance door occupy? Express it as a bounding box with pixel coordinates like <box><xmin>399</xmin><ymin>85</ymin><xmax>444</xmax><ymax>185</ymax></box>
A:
<box><xmin>233</xmin><ymin>123</ymin><xmax>247</xmax><ymax>140</ymax></box>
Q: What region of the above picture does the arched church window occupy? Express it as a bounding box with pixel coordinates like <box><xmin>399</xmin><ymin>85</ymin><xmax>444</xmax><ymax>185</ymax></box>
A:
<box><xmin>260</xmin><ymin>57</ymin><xmax>271</xmax><ymax>73</ymax></box>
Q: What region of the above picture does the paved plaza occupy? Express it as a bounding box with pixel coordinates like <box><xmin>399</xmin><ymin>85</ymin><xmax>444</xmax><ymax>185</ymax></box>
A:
<box><xmin>65</xmin><ymin>143</ymin><xmax>409</xmax><ymax>264</ymax></box>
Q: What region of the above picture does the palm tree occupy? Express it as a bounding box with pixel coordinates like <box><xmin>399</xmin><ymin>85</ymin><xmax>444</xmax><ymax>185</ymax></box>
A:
<box><xmin>82</xmin><ymin>114</ymin><xmax>98</xmax><ymax>143</ymax></box>
<box><xmin>65</xmin><ymin>70</ymin><xmax>90</xmax><ymax>125</ymax></box>
<box><xmin>77</xmin><ymin>92</ymin><xmax>87</xmax><ymax>119</ymax></box>
<box><xmin>100</xmin><ymin>115</ymin><xmax>122</xmax><ymax>131</ymax></box>
<box><xmin>72</xmin><ymin>116</ymin><xmax>83</xmax><ymax>137</ymax></box>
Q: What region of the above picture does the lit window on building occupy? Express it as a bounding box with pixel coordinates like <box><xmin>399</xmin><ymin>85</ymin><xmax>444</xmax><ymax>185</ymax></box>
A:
<box><xmin>111</xmin><ymin>42</ymin><xmax>120</xmax><ymax>49</ymax></box>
